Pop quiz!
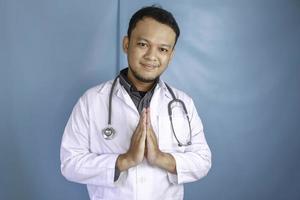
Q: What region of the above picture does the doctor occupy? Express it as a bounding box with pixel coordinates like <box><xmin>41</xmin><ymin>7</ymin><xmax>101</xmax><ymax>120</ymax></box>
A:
<box><xmin>60</xmin><ymin>5</ymin><xmax>211</xmax><ymax>200</ymax></box>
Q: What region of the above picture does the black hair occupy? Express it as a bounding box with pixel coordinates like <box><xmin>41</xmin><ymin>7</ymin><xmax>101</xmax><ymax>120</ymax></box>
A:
<box><xmin>127</xmin><ymin>5</ymin><xmax>180</xmax><ymax>46</ymax></box>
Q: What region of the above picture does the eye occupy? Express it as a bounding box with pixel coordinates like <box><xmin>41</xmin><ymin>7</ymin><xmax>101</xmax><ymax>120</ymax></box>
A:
<box><xmin>137</xmin><ymin>42</ymin><xmax>148</xmax><ymax>48</ymax></box>
<box><xmin>160</xmin><ymin>48</ymin><xmax>169</xmax><ymax>53</ymax></box>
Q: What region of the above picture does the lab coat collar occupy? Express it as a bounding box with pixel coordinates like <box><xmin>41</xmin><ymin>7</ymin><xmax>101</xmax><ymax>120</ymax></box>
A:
<box><xmin>108</xmin><ymin>77</ymin><xmax>172</xmax><ymax>98</ymax></box>
<box><xmin>114</xmin><ymin>79</ymin><xmax>138</xmax><ymax>114</ymax></box>
<box><xmin>96</xmin><ymin>77</ymin><xmax>173</xmax><ymax>102</ymax></box>
<box><xmin>157</xmin><ymin>79</ymin><xmax>173</xmax><ymax>99</ymax></box>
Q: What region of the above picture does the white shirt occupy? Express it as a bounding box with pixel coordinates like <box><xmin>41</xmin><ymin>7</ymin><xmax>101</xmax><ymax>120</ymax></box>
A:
<box><xmin>60</xmin><ymin>78</ymin><xmax>211</xmax><ymax>200</ymax></box>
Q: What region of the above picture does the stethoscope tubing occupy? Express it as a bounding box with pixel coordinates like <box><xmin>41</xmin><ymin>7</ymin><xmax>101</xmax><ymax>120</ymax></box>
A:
<box><xmin>103</xmin><ymin>76</ymin><xmax>192</xmax><ymax>146</ymax></box>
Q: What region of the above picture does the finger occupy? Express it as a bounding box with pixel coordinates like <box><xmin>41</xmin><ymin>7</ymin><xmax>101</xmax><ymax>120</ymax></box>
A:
<box><xmin>138</xmin><ymin>108</ymin><xmax>146</xmax><ymax>127</ymax></box>
<box><xmin>144</xmin><ymin>142</ymin><xmax>147</xmax><ymax>156</ymax></box>
<box><xmin>134</xmin><ymin>108</ymin><xmax>146</xmax><ymax>138</ymax></box>
<box><xmin>141</xmin><ymin>129</ymin><xmax>146</xmax><ymax>143</ymax></box>
<box><xmin>135</xmin><ymin>108</ymin><xmax>146</xmax><ymax>141</ymax></box>
<box><xmin>147</xmin><ymin>107</ymin><xmax>151</xmax><ymax>122</ymax></box>
<box><xmin>141</xmin><ymin>110</ymin><xmax>147</xmax><ymax>140</ymax></box>
<box><xmin>142</xmin><ymin>108</ymin><xmax>147</xmax><ymax>129</ymax></box>
<box><xmin>145</xmin><ymin>107</ymin><xmax>150</xmax><ymax>130</ymax></box>
<box><xmin>147</xmin><ymin>107</ymin><xmax>154</xmax><ymax>130</ymax></box>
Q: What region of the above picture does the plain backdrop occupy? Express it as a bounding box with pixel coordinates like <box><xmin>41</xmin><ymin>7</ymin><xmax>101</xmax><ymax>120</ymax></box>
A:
<box><xmin>1</xmin><ymin>0</ymin><xmax>300</xmax><ymax>199</ymax></box>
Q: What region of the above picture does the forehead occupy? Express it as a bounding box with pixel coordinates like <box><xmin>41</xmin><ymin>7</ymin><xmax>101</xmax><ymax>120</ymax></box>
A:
<box><xmin>130</xmin><ymin>17</ymin><xmax>176</xmax><ymax>46</ymax></box>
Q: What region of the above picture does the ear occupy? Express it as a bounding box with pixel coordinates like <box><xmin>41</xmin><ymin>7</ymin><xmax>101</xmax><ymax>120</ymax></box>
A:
<box><xmin>122</xmin><ymin>36</ymin><xmax>129</xmax><ymax>53</ymax></box>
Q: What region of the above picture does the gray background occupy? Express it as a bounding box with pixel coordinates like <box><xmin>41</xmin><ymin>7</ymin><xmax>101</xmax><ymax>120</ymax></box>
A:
<box><xmin>1</xmin><ymin>0</ymin><xmax>300</xmax><ymax>199</ymax></box>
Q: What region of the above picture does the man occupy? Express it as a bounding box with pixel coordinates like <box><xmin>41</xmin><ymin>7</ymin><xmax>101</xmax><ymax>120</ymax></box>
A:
<box><xmin>60</xmin><ymin>5</ymin><xmax>211</xmax><ymax>200</ymax></box>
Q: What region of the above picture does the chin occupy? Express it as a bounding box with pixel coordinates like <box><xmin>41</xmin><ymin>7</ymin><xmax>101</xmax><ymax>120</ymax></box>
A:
<box><xmin>136</xmin><ymin>73</ymin><xmax>158</xmax><ymax>83</ymax></box>
<box><xmin>139</xmin><ymin>76</ymin><xmax>157</xmax><ymax>83</ymax></box>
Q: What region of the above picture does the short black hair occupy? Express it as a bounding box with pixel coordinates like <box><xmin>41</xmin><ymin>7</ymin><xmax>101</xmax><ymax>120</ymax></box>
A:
<box><xmin>127</xmin><ymin>5</ymin><xmax>180</xmax><ymax>46</ymax></box>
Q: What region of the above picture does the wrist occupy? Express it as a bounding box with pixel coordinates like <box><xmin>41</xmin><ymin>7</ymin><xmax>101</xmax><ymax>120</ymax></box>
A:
<box><xmin>149</xmin><ymin>150</ymin><xmax>164</xmax><ymax>167</ymax></box>
<box><xmin>155</xmin><ymin>152</ymin><xmax>177</xmax><ymax>174</ymax></box>
<box><xmin>116</xmin><ymin>153</ymin><xmax>136</xmax><ymax>171</ymax></box>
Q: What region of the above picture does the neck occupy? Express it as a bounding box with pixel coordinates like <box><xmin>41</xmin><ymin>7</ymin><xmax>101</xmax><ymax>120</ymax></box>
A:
<box><xmin>127</xmin><ymin>70</ymin><xmax>154</xmax><ymax>92</ymax></box>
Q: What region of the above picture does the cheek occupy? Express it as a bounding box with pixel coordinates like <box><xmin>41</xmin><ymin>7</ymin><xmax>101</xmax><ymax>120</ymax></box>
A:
<box><xmin>160</xmin><ymin>56</ymin><xmax>171</xmax><ymax>66</ymax></box>
<box><xmin>128</xmin><ymin>51</ymin><xmax>142</xmax><ymax>67</ymax></box>
<box><xmin>129</xmin><ymin>48</ymin><xmax>143</xmax><ymax>60</ymax></box>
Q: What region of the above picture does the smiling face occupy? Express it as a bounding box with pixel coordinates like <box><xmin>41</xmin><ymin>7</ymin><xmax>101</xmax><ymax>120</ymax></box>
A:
<box><xmin>123</xmin><ymin>17</ymin><xmax>176</xmax><ymax>91</ymax></box>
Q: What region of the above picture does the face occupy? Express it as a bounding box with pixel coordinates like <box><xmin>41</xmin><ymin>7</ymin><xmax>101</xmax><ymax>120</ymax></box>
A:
<box><xmin>123</xmin><ymin>17</ymin><xmax>176</xmax><ymax>84</ymax></box>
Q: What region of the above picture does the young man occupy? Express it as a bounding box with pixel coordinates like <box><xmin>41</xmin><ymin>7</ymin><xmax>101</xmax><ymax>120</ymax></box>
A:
<box><xmin>61</xmin><ymin>5</ymin><xmax>211</xmax><ymax>200</ymax></box>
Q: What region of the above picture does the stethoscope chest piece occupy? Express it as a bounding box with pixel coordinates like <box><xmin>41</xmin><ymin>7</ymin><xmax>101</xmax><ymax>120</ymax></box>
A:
<box><xmin>102</xmin><ymin>127</ymin><xmax>116</xmax><ymax>140</ymax></box>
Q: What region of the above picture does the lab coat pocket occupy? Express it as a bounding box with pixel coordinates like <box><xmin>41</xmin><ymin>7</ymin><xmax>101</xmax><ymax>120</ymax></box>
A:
<box><xmin>158</xmin><ymin>115</ymin><xmax>190</xmax><ymax>153</ymax></box>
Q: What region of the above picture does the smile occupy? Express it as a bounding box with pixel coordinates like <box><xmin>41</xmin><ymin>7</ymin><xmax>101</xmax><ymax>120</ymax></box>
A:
<box><xmin>141</xmin><ymin>63</ymin><xmax>158</xmax><ymax>70</ymax></box>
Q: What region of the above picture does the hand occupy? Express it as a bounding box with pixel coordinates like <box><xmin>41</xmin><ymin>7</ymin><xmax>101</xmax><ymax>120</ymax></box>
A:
<box><xmin>145</xmin><ymin>108</ymin><xmax>177</xmax><ymax>174</ymax></box>
<box><xmin>116</xmin><ymin>109</ymin><xmax>147</xmax><ymax>171</ymax></box>
<box><xmin>145</xmin><ymin>108</ymin><xmax>162</xmax><ymax>166</ymax></box>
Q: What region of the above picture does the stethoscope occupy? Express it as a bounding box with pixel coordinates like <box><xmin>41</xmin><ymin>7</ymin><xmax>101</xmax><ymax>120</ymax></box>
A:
<box><xmin>102</xmin><ymin>76</ymin><xmax>192</xmax><ymax>147</ymax></box>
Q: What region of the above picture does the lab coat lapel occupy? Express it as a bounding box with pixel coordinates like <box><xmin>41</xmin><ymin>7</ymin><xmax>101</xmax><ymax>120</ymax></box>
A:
<box><xmin>150</xmin><ymin>80</ymin><xmax>172</xmax><ymax>134</ymax></box>
<box><xmin>114</xmin><ymin>82</ymin><xmax>139</xmax><ymax>115</ymax></box>
<box><xmin>113</xmin><ymin>79</ymin><xmax>172</xmax><ymax>118</ymax></box>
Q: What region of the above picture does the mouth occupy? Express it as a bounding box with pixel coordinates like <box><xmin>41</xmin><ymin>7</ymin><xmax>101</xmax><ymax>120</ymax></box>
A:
<box><xmin>140</xmin><ymin>63</ymin><xmax>158</xmax><ymax>71</ymax></box>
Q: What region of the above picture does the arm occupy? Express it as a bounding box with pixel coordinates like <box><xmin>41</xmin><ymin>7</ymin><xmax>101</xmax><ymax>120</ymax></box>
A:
<box><xmin>167</xmin><ymin>99</ymin><xmax>212</xmax><ymax>184</ymax></box>
<box><xmin>60</xmin><ymin>96</ymin><xmax>119</xmax><ymax>187</ymax></box>
<box><xmin>146</xmin><ymin>100</ymin><xmax>211</xmax><ymax>185</ymax></box>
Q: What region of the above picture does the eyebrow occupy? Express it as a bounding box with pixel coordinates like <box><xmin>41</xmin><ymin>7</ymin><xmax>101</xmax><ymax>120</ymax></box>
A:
<box><xmin>138</xmin><ymin>37</ymin><xmax>173</xmax><ymax>49</ymax></box>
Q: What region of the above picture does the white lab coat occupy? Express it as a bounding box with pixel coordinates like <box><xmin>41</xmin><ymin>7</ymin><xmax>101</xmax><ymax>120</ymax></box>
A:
<box><xmin>60</xmin><ymin>78</ymin><xmax>211</xmax><ymax>200</ymax></box>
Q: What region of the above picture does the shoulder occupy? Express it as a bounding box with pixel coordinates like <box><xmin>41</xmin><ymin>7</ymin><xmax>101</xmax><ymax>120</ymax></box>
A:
<box><xmin>160</xmin><ymin>80</ymin><xmax>199</xmax><ymax>114</ymax></box>
<box><xmin>161</xmin><ymin>81</ymin><xmax>202</xmax><ymax>118</ymax></box>
<box><xmin>85</xmin><ymin>80</ymin><xmax>112</xmax><ymax>95</ymax></box>
<box><xmin>162</xmin><ymin>81</ymin><xmax>193</xmax><ymax>102</ymax></box>
<box><xmin>79</xmin><ymin>79</ymin><xmax>113</xmax><ymax>104</ymax></box>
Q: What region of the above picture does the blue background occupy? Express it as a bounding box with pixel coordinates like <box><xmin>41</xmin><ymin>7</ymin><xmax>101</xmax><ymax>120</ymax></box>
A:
<box><xmin>1</xmin><ymin>0</ymin><xmax>300</xmax><ymax>199</ymax></box>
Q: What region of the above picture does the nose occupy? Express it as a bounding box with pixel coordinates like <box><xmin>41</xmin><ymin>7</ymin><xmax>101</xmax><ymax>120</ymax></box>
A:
<box><xmin>144</xmin><ymin>47</ymin><xmax>157</xmax><ymax>61</ymax></box>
